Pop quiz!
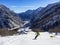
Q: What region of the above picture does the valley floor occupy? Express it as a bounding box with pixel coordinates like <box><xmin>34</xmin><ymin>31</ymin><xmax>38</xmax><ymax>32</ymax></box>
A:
<box><xmin>0</xmin><ymin>32</ymin><xmax>60</xmax><ymax>45</ymax></box>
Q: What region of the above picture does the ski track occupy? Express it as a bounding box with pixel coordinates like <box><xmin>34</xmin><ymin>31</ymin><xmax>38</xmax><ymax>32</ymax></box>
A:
<box><xmin>0</xmin><ymin>32</ymin><xmax>60</xmax><ymax>45</ymax></box>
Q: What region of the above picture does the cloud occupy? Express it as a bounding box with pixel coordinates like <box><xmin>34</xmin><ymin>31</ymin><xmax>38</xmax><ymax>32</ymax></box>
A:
<box><xmin>10</xmin><ymin>6</ymin><xmax>17</xmax><ymax>8</ymax></box>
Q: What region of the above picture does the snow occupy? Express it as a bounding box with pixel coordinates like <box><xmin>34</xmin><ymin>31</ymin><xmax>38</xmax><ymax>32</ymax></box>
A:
<box><xmin>0</xmin><ymin>32</ymin><xmax>60</xmax><ymax>45</ymax></box>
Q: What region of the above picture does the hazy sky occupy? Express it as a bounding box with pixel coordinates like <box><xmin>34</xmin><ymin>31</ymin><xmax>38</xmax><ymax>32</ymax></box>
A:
<box><xmin>0</xmin><ymin>0</ymin><xmax>60</xmax><ymax>13</ymax></box>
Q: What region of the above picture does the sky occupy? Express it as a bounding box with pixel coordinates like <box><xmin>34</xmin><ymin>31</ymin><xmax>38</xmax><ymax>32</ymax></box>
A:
<box><xmin>0</xmin><ymin>0</ymin><xmax>60</xmax><ymax>13</ymax></box>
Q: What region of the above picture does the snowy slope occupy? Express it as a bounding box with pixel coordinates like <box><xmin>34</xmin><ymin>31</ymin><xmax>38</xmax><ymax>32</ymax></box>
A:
<box><xmin>0</xmin><ymin>32</ymin><xmax>60</xmax><ymax>45</ymax></box>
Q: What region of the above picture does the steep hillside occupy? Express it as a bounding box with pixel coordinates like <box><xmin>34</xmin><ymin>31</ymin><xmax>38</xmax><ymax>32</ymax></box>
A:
<box><xmin>29</xmin><ymin>2</ymin><xmax>60</xmax><ymax>32</ymax></box>
<box><xmin>0</xmin><ymin>4</ymin><xmax>22</xmax><ymax>30</ymax></box>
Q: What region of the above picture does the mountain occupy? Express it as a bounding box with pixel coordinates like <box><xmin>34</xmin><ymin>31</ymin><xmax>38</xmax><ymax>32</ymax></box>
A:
<box><xmin>29</xmin><ymin>2</ymin><xmax>60</xmax><ymax>32</ymax></box>
<box><xmin>18</xmin><ymin>7</ymin><xmax>43</xmax><ymax>21</ymax></box>
<box><xmin>18</xmin><ymin>10</ymin><xmax>34</xmax><ymax>21</ymax></box>
<box><xmin>30</xmin><ymin>2</ymin><xmax>60</xmax><ymax>26</ymax></box>
<box><xmin>0</xmin><ymin>4</ymin><xmax>23</xmax><ymax>30</ymax></box>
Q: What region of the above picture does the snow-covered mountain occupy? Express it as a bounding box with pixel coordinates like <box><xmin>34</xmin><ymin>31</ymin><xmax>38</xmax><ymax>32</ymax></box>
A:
<box><xmin>27</xmin><ymin>2</ymin><xmax>60</xmax><ymax>32</ymax></box>
<box><xmin>18</xmin><ymin>10</ymin><xmax>33</xmax><ymax>21</ymax></box>
<box><xmin>0</xmin><ymin>4</ymin><xmax>24</xmax><ymax>36</ymax></box>
<box><xmin>0</xmin><ymin>4</ymin><xmax>23</xmax><ymax>30</ymax></box>
<box><xmin>18</xmin><ymin>7</ymin><xmax>43</xmax><ymax>21</ymax></box>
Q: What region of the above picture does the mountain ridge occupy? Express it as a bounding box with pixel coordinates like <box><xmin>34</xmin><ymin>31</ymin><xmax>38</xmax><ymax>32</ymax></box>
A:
<box><xmin>0</xmin><ymin>4</ymin><xmax>23</xmax><ymax>30</ymax></box>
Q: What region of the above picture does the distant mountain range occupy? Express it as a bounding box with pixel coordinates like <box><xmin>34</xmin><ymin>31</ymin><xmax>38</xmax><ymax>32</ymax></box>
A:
<box><xmin>0</xmin><ymin>1</ymin><xmax>60</xmax><ymax>33</ymax></box>
<box><xmin>0</xmin><ymin>4</ymin><xmax>22</xmax><ymax>30</ymax></box>
<box><xmin>18</xmin><ymin>7</ymin><xmax>43</xmax><ymax>21</ymax></box>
